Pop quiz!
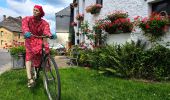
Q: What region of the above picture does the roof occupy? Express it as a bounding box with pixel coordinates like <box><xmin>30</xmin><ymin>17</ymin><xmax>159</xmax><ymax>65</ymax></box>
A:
<box><xmin>55</xmin><ymin>6</ymin><xmax>70</xmax><ymax>16</ymax></box>
<box><xmin>0</xmin><ymin>16</ymin><xmax>22</xmax><ymax>33</ymax></box>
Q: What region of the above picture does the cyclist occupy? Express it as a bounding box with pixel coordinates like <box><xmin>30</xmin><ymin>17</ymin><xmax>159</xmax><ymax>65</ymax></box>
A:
<box><xmin>22</xmin><ymin>5</ymin><xmax>56</xmax><ymax>88</ymax></box>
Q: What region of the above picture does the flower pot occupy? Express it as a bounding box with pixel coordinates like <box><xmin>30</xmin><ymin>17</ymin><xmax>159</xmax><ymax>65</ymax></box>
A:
<box><xmin>11</xmin><ymin>53</ymin><xmax>25</xmax><ymax>69</ymax></box>
<box><xmin>90</xmin><ymin>8</ymin><xmax>101</xmax><ymax>14</ymax></box>
<box><xmin>106</xmin><ymin>33</ymin><xmax>131</xmax><ymax>45</ymax></box>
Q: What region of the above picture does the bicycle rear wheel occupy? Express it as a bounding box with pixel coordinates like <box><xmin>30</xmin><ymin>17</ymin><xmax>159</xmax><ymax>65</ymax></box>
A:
<box><xmin>43</xmin><ymin>56</ymin><xmax>61</xmax><ymax>100</ymax></box>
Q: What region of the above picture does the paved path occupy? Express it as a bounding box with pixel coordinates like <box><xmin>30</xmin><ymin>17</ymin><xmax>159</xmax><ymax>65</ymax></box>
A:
<box><xmin>54</xmin><ymin>56</ymin><xmax>70</xmax><ymax>68</ymax></box>
<box><xmin>0</xmin><ymin>49</ymin><xmax>12</xmax><ymax>75</ymax></box>
<box><xmin>0</xmin><ymin>55</ymin><xmax>71</xmax><ymax>75</ymax></box>
<box><xmin>0</xmin><ymin>62</ymin><xmax>12</xmax><ymax>75</ymax></box>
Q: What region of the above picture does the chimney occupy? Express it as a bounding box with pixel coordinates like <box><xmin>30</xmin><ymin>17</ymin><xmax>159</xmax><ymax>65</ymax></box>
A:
<box><xmin>3</xmin><ymin>15</ymin><xmax>6</xmax><ymax>20</ymax></box>
<box><xmin>17</xmin><ymin>16</ymin><xmax>22</xmax><ymax>20</ymax></box>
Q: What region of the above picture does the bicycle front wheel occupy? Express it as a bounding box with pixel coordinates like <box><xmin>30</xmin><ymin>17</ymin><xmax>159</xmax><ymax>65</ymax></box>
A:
<box><xmin>43</xmin><ymin>56</ymin><xmax>61</xmax><ymax>100</ymax></box>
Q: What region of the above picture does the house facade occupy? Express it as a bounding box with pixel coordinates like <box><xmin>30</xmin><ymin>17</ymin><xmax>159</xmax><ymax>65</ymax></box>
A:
<box><xmin>55</xmin><ymin>6</ymin><xmax>72</xmax><ymax>49</ymax></box>
<box><xmin>72</xmin><ymin>0</ymin><xmax>170</xmax><ymax>47</ymax></box>
<box><xmin>0</xmin><ymin>15</ymin><xmax>24</xmax><ymax>49</ymax></box>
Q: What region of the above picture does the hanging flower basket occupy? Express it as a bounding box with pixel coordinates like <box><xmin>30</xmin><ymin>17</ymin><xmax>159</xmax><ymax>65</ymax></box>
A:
<box><xmin>76</xmin><ymin>13</ymin><xmax>84</xmax><ymax>21</ymax></box>
<box><xmin>70</xmin><ymin>2</ymin><xmax>78</xmax><ymax>8</ymax></box>
<box><xmin>71</xmin><ymin>21</ymin><xmax>77</xmax><ymax>26</ymax></box>
<box><xmin>86</xmin><ymin>4</ymin><xmax>102</xmax><ymax>14</ymax></box>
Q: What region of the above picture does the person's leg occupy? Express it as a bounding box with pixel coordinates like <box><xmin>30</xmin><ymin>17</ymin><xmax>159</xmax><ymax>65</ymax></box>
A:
<box><xmin>26</xmin><ymin>60</ymin><xmax>34</xmax><ymax>87</ymax></box>
<box><xmin>26</xmin><ymin>61</ymin><xmax>32</xmax><ymax>79</ymax></box>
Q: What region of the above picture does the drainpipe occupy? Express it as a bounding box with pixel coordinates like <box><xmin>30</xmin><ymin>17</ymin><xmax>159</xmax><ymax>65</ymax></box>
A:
<box><xmin>76</xmin><ymin>0</ymin><xmax>80</xmax><ymax>45</ymax></box>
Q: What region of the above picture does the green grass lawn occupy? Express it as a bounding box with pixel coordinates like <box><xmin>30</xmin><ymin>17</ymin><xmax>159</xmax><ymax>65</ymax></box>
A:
<box><xmin>0</xmin><ymin>67</ymin><xmax>170</xmax><ymax>100</ymax></box>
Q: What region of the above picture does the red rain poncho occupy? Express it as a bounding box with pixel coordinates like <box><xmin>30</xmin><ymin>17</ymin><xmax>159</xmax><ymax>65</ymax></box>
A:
<box><xmin>22</xmin><ymin>16</ymin><xmax>52</xmax><ymax>67</ymax></box>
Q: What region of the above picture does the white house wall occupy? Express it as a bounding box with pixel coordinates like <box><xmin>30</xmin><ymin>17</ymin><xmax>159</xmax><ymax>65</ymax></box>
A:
<box><xmin>74</xmin><ymin>0</ymin><xmax>170</xmax><ymax>46</ymax></box>
<box><xmin>56</xmin><ymin>33</ymin><xmax>69</xmax><ymax>47</ymax></box>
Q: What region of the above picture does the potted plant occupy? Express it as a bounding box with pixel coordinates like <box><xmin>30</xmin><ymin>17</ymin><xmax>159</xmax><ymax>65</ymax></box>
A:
<box><xmin>9</xmin><ymin>46</ymin><xmax>26</xmax><ymax>58</ymax></box>
<box><xmin>114</xmin><ymin>18</ymin><xmax>133</xmax><ymax>33</ymax></box>
<box><xmin>86</xmin><ymin>4</ymin><xmax>102</xmax><ymax>14</ymax></box>
<box><xmin>9</xmin><ymin>46</ymin><xmax>26</xmax><ymax>69</ymax></box>
<box><xmin>70</xmin><ymin>2</ymin><xmax>78</xmax><ymax>8</ymax></box>
<box><xmin>136</xmin><ymin>13</ymin><xmax>169</xmax><ymax>41</ymax></box>
<box><xmin>97</xmin><ymin>11</ymin><xmax>133</xmax><ymax>34</ymax></box>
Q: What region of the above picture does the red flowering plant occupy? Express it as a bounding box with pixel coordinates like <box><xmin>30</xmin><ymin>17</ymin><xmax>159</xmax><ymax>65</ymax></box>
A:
<box><xmin>114</xmin><ymin>18</ymin><xmax>133</xmax><ymax>33</ymax></box>
<box><xmin>98</xmin><ymin>18</ymin><xmax>133</xmax><ymax>34</ymax></box>
<box><xmin>99</xmin><ymin>19</ymin><xmax>117</xmax><ymax>34</ymax></box>
<box><xmin>80</xmin><ymin>21</ymin><xmax>91</xmax><ymax>35</ymax></box>
<box><xmin>136</xmin><ymin>13</ymin><xmax>169</xmax><ymax>41</ymax></box>
<box><xmin>76</xmin><ymin>13</ymin><xmax>84</xmax><ymax>21</ymax></box>
<box><xmin>86</xmin><ymin>4</ymin><xmax>102</xmax><ymax>14</ymax></box>
<box><xmin>71</xmin><ymin>21</ymin><xmax>77</xmax><ymax>26</ymax></box>
<box><xmin>107</xmin><ymin>11</ymin><xmax>128</xmax><ymax>22</ymax></box>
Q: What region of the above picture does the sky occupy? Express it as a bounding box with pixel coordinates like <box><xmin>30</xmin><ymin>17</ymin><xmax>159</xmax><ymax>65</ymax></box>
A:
<box><xmin>0</xmin><ymin>0</ymin><xmax>72</xmax><ymax>33</ymax></box>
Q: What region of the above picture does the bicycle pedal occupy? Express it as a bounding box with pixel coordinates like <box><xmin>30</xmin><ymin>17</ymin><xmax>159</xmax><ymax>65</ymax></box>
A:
<box><xmin>48</xmin><ymin>78</ymin><xmax>54</xmax><ymax>81</ymax></box>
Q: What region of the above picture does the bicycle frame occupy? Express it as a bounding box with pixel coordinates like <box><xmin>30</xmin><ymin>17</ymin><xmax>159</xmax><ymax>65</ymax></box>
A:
<box><xmin>30</xmin><ymin>34</ymin><xmax>61</xmax><ymax>100</ymax></box>
<box><xmin>31</xmin><ymin>34</ymin><xmax>51</xmax><ymax>77</ymax></box>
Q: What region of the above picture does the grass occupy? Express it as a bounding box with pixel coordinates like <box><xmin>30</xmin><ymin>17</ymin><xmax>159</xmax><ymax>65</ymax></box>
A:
<box><xmin>0</xmin><ymin>67</ymin><xmax>170</xmax><ymax>100</ymax></box>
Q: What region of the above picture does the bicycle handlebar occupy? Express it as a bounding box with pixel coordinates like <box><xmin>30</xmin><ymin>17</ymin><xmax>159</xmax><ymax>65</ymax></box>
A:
<box><xmin>31</xmin><ymin>34</ymin><xmax>51</xmax><ymax>39</ymax></box>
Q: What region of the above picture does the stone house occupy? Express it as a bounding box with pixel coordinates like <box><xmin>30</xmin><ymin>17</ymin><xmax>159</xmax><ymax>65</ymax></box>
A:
<box><xmin>71</xmin><ymin>0</ymin><xmax>170</xmax><ymax>47</ymax></box>
<box><xmin>0</xmin><ymin>15</ymin><xmax>24</xmax><ymax>49</ymax></box>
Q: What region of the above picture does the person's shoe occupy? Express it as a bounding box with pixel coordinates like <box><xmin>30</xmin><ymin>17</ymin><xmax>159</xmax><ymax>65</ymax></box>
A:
<box><xmin>27</xmin><ymin>78</ymin><xmax>35</xmax><ymax>88</ymax></box>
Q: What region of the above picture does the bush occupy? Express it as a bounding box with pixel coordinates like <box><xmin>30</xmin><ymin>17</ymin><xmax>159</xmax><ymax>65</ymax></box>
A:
<box><xmin>77</xmin><ymin>40</ymin><xmax>170</xmax><ymax>81</ymax></box>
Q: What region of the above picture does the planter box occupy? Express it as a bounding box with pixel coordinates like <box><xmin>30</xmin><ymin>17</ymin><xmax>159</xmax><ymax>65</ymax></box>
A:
<box><xmin>11</xmin><ymin>53</ymin><xmax>25</xmax><ymax>69</ymax></box>
<box><xmin>106</xmin><ymin>33</ymin><xmax>132</xmax><ymax>45</ymax></box>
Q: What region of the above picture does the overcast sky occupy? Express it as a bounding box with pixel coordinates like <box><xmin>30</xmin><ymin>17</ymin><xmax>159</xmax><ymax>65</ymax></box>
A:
<box><xmin>0</xmin><ymin>0</ymin><xmax>72</xmax><ymax>33</ymax></box>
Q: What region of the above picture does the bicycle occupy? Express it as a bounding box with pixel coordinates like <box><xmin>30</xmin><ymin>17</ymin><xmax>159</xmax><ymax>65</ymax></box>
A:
<box><xmin>30</xmin><ymin>34</ymin><xmax>61</xmax><ymax>100</ymax></box>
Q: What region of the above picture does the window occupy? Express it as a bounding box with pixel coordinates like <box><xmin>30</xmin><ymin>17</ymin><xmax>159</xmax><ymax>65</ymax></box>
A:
<box><xmin>152</xmin><ymin>0</ymin><xmax>170</xmax><ymax>15</ymax></box>
<box><xmin>0</xmin><ymin>31</ymin><xmax>4</xmax><ymax>36</ymax></box>
<box><xmin>1</xmin><ymin>40</ymin><xmax>3</xmax><ymax>45</ymax></box>
<box><xmin>96</xmin><ymin>0</ymin><xmax>103</xmax><ymax>5</ymax></box>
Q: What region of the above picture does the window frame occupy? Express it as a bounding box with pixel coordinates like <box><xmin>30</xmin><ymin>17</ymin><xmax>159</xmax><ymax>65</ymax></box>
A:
<box><xmin>96</xmin><ymin>0</ymin><xmax>103</xmax><ymax>5</ymax></box>
<box><xmin>151</xmin><ymin>0</ymin><xmax>170</xmax><ymax>16</ymax></box>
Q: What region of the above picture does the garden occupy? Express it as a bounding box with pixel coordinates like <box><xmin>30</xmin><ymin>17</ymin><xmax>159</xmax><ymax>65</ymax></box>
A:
<box><xmin>1</xmin><ymin>10</ymin><xmax>170</xmax><ymax>99</ymax></box>
<box><xmin>72</xmin><ymin>10</ymin><xmax>170</xmax><ymax>81</ymax></box>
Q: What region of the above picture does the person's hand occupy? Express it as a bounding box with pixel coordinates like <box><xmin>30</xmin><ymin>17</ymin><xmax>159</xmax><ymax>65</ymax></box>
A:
<box><xmin>50</xmin><ymin>33</ymin><xmax>57</xmax><ymax>39</ymax></box>
<box><xmin>24</xmin><ymin>32</ymin><xmax>31</xmax><ymax>38</ymax></box>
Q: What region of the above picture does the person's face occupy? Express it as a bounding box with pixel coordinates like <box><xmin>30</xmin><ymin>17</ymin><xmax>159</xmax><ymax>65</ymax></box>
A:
<box><xmin>33</xmin><ymin>8</ymin><xmax>41</xmax><ymax>17</ymax></box>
